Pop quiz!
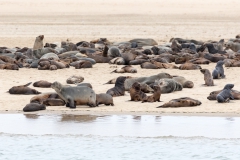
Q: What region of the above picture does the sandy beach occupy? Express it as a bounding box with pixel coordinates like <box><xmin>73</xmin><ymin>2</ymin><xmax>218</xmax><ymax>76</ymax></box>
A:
<box><xmin>0</xmin><ymin>0</ymin><xmax>240</xmax><ymax>115</ymax></box>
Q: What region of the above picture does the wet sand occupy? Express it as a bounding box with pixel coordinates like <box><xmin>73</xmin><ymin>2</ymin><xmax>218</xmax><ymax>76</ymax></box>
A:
<box><xmin>0</xmin><ymin>0</ymin><xmax>240</xmax><ymax>115</ymax></box>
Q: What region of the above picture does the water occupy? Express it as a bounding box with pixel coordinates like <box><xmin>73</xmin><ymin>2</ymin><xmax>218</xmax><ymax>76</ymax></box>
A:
<box><xmin>0</xmin><ymin>114</ymin><xmax>240</xmax><ymax>160</ymax></box>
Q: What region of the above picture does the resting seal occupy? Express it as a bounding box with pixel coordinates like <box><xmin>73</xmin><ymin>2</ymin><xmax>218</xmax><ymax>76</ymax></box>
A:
<box><xmin>33</xmin><ymin>80</ymin><xmax>52</xmax><ymax>88</ymax></box>
<box><xmin>155</xmin><ymin>78</ymin><xmax>183</xmax><ymax>94</ymax></box>
<box><xmin>96</xmin><ymin>93</ymin><xmax>114</xmax><ymax>106</ymax></box>
<box><xmin>129</xmin><ymin>82</ymin><xmax>147</xmax><ymax>101</ymax></box>
<box><xmin>9</xmin><ymin>82</ymin><xmax>41</xmax><ymax>95</ymax></box>
<box><xmin>111</xmin><ymin>65</ymin><xmax>137</xmax><ymax>73</ymax></box>
<box><xmin>179</xmin><ymin>63</ymin><xmax>201</xmax><ymax>70</ymax></box>
<box><xmin>200</xmin><ymin>69</ymin><xmax>214</xmax><ymax>86</ymax></box>
<box><xmin>0</xmin><ymin>63</ymin><xmax>19</xmax><ymax>70</ymax></box>
<box><xmin>124</xmin><ymin>73</ymin><xmax>172</xmax><ymax>91</ymax></box>
<box><xmin>66</xmin><ymin>75</ymin><xmax>84</xmax><ymax>84</ymax></box>
<box><xmin>157</xmin><ymin>97</ymin><xmax>202</xmax><ymax>108</ymax></box>
<box><xmin>43</xmin><ymin>98</ymin><xmax>66</xmax><ymax>106</ymax></box>
<box><xmin>75</xmin><ymin>61</ymin><xmax>93</xmax><ymax>69</ymax></box>
<box><xmin>172</xmin><ymin>76</ymin><xmax>194</xmax><ymax>88</ymax></box>
<box><xmin>51</xmin><ymin>81</ymin><xmax>96</xmax><ymax>108</ymax></box>
<box><xmin>212</xmin><ymin>60</ymin><xmax>225</xmax><ymax>79</ymax></box>
<box><xmin>23</xmin><ymin>103</ymin><xmax>46</xmax><ymax>112</ymax></box>
<box><xmin>106</xmin><ymin>76</ymin><xmax>127</xmax><ymax>97</ymax></box>
<box><xmin>107</xmin><ymin>46</ymin><xmax>121</xmax><ymax>58</ymax></box>
<box><xmin>77</xmin><ymin>83</ymin><xmax>93</xmax><ymax>88</ymax></box>
<box><xmin>30</xmin><ymin>92</ymin><xmax>59</xmax><ymax>104</ymax></box>
<box><xmin>142</xmin><ymin>85</ymin><xmax>161</xmax><ymax>103</ymax></box>
<box><xmin>216</xmin><ymin>84</ymin><xmax>234</xmax><ymax>103</ymax></box>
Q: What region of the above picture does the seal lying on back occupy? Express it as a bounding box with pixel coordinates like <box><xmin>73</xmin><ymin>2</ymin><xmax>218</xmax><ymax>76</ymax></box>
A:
<box><xmin>51</xmin><ymin>81</ymin><xmax>96</xmax><ymax>108</ymax></box>
<box><xmin>9</xmin><ymin>82</ymin><xmax>41</xmax><ymax>95</ymax></box>
<box><xmin>106</xmin><ymin>76</ymin><xmax>127</xmax><ymax>97</ymax></box>
<box><xmin>96</xmin><ymin>93</ymin><xmax>114</xmax><ymax>106</ymax></box>
<box><xmin>142</xmin><ymin>85</ymin><xmax>161</xmax><ymax>103</ymax></box>
<box><xmin>124</xmin><ymin>73</ymin><xmax>172</xmax><ymax>91</ymax></box>
<box><xmin>200</xmin><ymin>69</ymin><xmax>214</xmax><ymax>86</ymax></box>
<box><xmin>129</xmin><ymin>82</ymin><xmax>147</xmax><ymax>101</ymax></box>
<box><xmin>155</xmin><ymin>78</ymin><xmax>183</xmax><ymax>94</ymax></box>
<box><xmin>157</xmin><ymin>97</ymin><xmax>202</xmax><ymax>108</ymax></box>
<box><xmin>212</xmin><ymin>60</ymin><xmax>225</xmax><ymax>79</ymax></box>
<box><xmin>216</xmin><ymin>84</ymin><xmax>234</xmax><ymax>103</ymax></box>
<box><xmin>33</xmin><ymin>80</ymin><xmax>52</xmax><ymax>88</ymax></box>
<box><xmin>23</xmin><ymin>103</ymin><xmax>46</xmax><ymax>112</ymax></box>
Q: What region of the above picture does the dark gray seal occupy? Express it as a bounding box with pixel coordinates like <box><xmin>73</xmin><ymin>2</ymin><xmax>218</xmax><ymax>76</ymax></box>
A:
<box><xmin>23</xmin><ymin>103</ymin><xmax>46</xmax><ymax>112</ymax></box>
<box><xmin>212</xmin><ymin>61</ymin><xmax>225</xmax><ymax>79</ymax></box>
<box><xmin>216</xmin><ymin>84</ymin><xmax>234</xmax><ymax>103</ymax></box>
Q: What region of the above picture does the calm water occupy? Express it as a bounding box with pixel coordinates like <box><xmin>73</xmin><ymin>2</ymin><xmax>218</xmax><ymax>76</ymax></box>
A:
<box><xmin>0</xmin><ymin>114</ymin><xmax>240</xmax><ymax>160</ymax></box>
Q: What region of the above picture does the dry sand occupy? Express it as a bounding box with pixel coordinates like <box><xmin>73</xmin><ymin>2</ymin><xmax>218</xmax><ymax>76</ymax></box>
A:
<box><xmin>0</xmin><ymin>0</ymin><xmax>240</xmax><ymax>115</ymax></box>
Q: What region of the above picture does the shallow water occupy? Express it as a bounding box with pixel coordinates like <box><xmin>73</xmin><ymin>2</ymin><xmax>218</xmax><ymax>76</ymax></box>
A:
<box><xmin>0</xmin><ymin>114</ymin><xmax>240</xmax><ymax>160</ymax></box>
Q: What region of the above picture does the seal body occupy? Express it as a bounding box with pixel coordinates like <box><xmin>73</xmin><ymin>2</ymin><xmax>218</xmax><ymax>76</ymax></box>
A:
<box><xmin>96</xmin><ymin>93</ymin><xmax>114</xmax><ymax>106</ymax></box>
<box><xmin>23</xmin><ymin>103</ymin><xmax>46</xmax><ymax>112</ymax></box>
<box><xmin>142</xmin><ymin>85</ymin><xmax>161</xmax><ymax>103</ymax></box>
<box><xmin>155</xmin><ymin>78</ymin><xmax>183</xmax><ymax>94</ymax></box>
<box><xmin>216</xmin><ymin>84</ymin><xmax>234</xmax><ymax>103</ymax></box>
<box><xmin>51</xmin><ymin>81</ymin><xmax>96</xmax><ymax>108</ymax></box>
<box><xmin>200</xmin><ymin>69</ymin><xmax>214</xmax><ymax>86</ymax></box>
<box><xmin>66</xmin><ymin>75</ymin><xmax>84</xmax><ymax>84</ymax></box>
<box><xmin>33</xmin><ymin>35</ymin><xmax>44</xmax><ymax>50</ymax></box>
<box><xmin>129</xmin><ymin>82</ymin><xmax>147</xmax><ymax>101</ymax></box>
<box><xmin>106</xmin><ymin>76</ymin><xmax>127</xmax><ymax>97</ymax></box>
<box><xmin>212</xmin><ymin>60</ymin><xmax>225</xmax><ymax>79</ymax></box>
<box><xmin>157</xmin><ymin>97</ymin><xmax>201</xmax><ymax>108</ymax></box>
<box><xmin>9</xmin><ymin>82</ymin><xmax>41</xmax><ymax>95</ymax></box>
<box><xmin>33</xmin><ymin>80</ymin><xmax>52</xmax><ymax>88</ymax></box>
<box><xmin>172</xmin><ymin>76</ymin><xmax>194</xmax><ymax>88</ymax></box>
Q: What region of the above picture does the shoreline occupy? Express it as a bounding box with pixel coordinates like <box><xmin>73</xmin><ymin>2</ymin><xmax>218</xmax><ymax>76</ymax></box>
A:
<box><xmin>1</xmin><ymin>110</ymin><xmax>240</xmax><ymax>117</ymax></box>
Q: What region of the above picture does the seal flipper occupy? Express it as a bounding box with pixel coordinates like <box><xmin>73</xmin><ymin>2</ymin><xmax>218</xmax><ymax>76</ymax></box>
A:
<box><xmin>24</xmin><ymin>82</ymin><xmax>32</xmax><ymax>87</ymax></box>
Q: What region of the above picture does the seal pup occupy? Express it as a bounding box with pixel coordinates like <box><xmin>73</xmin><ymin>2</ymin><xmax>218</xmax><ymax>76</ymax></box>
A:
<box><xmin>33</xmin><ymin>35</ymin><xmax>44</xmax><ymax>50</ymax></box>
<box><xmin>33</xmin><ymin>80</ymin><xmax>52</xmax><ymax>88</ymax></box>
<box><xmin>51</xmin><ymin>81</ymin><xmax>96</xmax><ymax>108</ymax></box>
<box><xmin>157</xmin><ymin>97</ymin><xmax>201</xmax><ymax>108</ymax></box>
<box><xmin>111</xmin><ymin>65</ymin><xmax>137</xmax><ymax>73</ymax></box>
<box><xmin>142</xmin><ymin>85</ymin><xmax>161</xmax><ymax>103</ymax></box>
<box><xmin>129</xmin><ymin>82</ymin><xmax>147</xmax><ymax>101</ymax></box>
<box><xmin>96</xmin><ymin>93</ymin><xmax>114</xmax><ymax>106</ymax></box>
<box><xmin>66</xmin><ymin>75</ymin><xmax>84</xmax><ymax>84</ymax></box>
<box><xmin>216</xmin><ymin>84</ymin><xmax>234</xmax><ymax>103</ymax></box>
<box><xmin>106</xmin><ymin>76</ymin><xmax>127</xmax><ymax>97</ymax></box>
<box><xmin>23</xmin><ymin>103</ymin><xmax>46</xmax><ymax>112</ymax></box>
<box><xmin>207</xmin><ymin>89</ymin><xmax>240</xmax><ymax>100</ymax></box>
<box><xmin>200</xmin><ymin>69</ymin><xmax>214</xmax><ymax>86</ymax></box>
<box><xmin>30</xmin><ymin>92</ymin><xmax>60</xmax><ymax>104</ymax></box>
<box><xmin>212</xmin><ymin>60</ymin><xmax>225</xmax><ymax>79</ymax></box>
<box><xmin>9</xmin><ymin>82</ymin><xmax>41</xmax><ymax>95</ymax></box>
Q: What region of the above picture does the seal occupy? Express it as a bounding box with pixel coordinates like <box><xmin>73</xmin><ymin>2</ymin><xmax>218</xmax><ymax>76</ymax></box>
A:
<box><xmin>212</xmin><ymin>60</ymin><xmax>225</xmax><ymax>79</ymax></box>
<box><xmin>207</xmin><ymin>89</ymin><xmax>240</xmax><ymax>100</ymax></box>
<box><xmin>77</xmin><ymin>83</ymin><xmax>93</xmax><ymax>89</ymax></box>
<box><xmin>124</xmin><ymin>73</ymin><xmax>172</xmax><ymax>91</ymax></box>
<box><xmin>23</xmin><ymin>103</ymin><xmax>46</xmax><ymax>112</ymax></box>
<box><xmin>141</xmin><ymin>62</ymin><xmax>159</xmax><ymax>69</ymax></box>
<box><xmin>172</xmin><ymin>76</ymin><xmax>194</xmax><ymax>88</ymax></box>
<box><xmin>236</xmin><ymin>34</ymin><xmax>240</xmax><ymax>38</ymax></box>
<box><xmin>111</xmin><ymin>65</ymin><xmax>137</xmax><ymax>73</ymax></box>
<box><xmin>157</xmin><ymin>97</ymin><xmax>202</xmax><ymax>108</ymax></box>
<box><xmin>30</xmin><ymin>92</ymin><xmax>60</xmax><ymax>104</ymax></box>
<box><xmin>75</xmin><ymin>61</ymin><xmax>93</xmax><ymax>69</ymax></box>
<box><xmin>96</xmin><ymin>93</ymin><xmax>114</xmax><ymax>106</ymax></box>
<box><xmin>43</xmin><ymin>98</ymin><xmax>66</xmax><ymax>106</ymax></box>
<box><xmin>189</xmin><ymin>58</ymin><xmax>211</xmax><ymax>64</ymax></box>
<box><xmin>155</xmin><ymin>78</ymin><xmax>183</xmax><ymax>93</ymax></box>
<box><xmin>33</xmin><ymin>80</ymin><xmax>52</xmax><ymax>88</ymax></box>
<box><xmin>129</xmin><ymin>82</ymin><xmax>147</xmax><ymax>101</ymax></box>
<box><xmin>107</xmin><ymin>46</ymin><xmax>121</xmax><ymax>58</ymax></box>
<box><xmin>0</xmin><ymin>63</ymin><xmax>19</xmax><ymax>70</ymax></box>
<box><xmin>216</xmin><ymin>84</ymin><xmax>234</xmax><ymax>103</ymax></box>
<box><xmin>51</xmin><ymin>81</ymin><xmax>96</xmax><ymax>108</ymax></box>
<box><xmin>179</xmin><ymin>63</ymin><xmax>201</xmax><ymax>70</ymax></box>
<box><xmin>200</xmin><ymin>69</ymin><xmax>214</xmax><ymax>86</ymax></box>
<box><xmin>66</xmin><ymin>75</ymin><xmax>84</xmax><ymax>84</ymax></box>
<box><xmin>33</xmin><ymin>35</ymin><xmax>44</xmax><ymax>50</ymax></box>
<box><xmin>129</xmin><ymin>59</ymin><xmax>148</xmax><ymax>65</ymax></box>
<box><xmin>204</xmin><ymin>53</ymin><xmax>226</xmax><ymax>62</ymax></box>
<box><xmin>225</xmin><ymin>41</ymin><xmax>240</xmax><ymax>52</ymax></box>
<box><xmin>49</xmin><ymin>65</ymin><xmax>57</xmax><ymax>70</ymax></box>
<box><xmin>129</xmin><ymin>38</ymin><xmax>158</xmax><ymax>46</ymax></box>
<box><xmin>9</xmin><ymin>82</ymin><xmax>41</xmax><ymax>95</ymax></box>
<box><xmin>142</xmin><ymin>85</ymin><xmax>161</xmax><ymax>103</ymax></box>
<box><xmin>106</xmin><ymin>76</ymin><xmax>127</xmax><ymax>97</ymax></box>
<box><xmin>109</xmin><ymin>57</ymin><xmax>125</xmax><ymax>65</ymax></box>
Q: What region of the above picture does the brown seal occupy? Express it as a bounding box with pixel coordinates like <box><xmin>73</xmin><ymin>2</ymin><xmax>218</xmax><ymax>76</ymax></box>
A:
<box><xmin>207</xmin><ymin>89</ymin><xmax>240</xmax><ymax>100</ymax></box>
<box><xmin>43</xmin><ymin>98</ymin><xmax>66</xmax><ymax>106</ymax></box>
<box><xmin>157</xmin><ymin>97</ymin><xmax>202</xmax><ymax>108</ymax></box>
<box><xmin>140</xmin><ymin>62</ymin><xmax>159</xmax><ymax>69</ymax></box>
<box><xmin>66</xmin><ymin>75</ymin><xmax>84</xmax><ymax>84</ymax></box>
<box><xmin>142</xmin><ymin>85</ymin><xmax>161</xmax><ymax>103</ymax></box>
<box><xmin>111</xmin><ymin>65</ymin><xmax>137</xmax><ymax>73</ymax></box>
<box><xmin>49</xmin><ymin>65</ymin><xmax>57</xmax><ymax>70</ymax></box>
<box><xmin>179</xmin><ymin>62</ymin><xmax>201</xmax><ymax>70</ymax></box>
<box><xmin>23</xmin><ymin>103</ymin><xmax>46</xmax><ymax>112</ymax></box>
<box><xmin>30</xmin><ymin>92</ymin><xmax>59</xmax><ymax>104</ymax></box>
<box><xmin>9</xmin><ymin>82</ymin><xmax>41</xmax><ymax>95</ymax></box>
<box><xmin>0</xmin><ymin>63</ymin><xmax>19</xmax><ymax>70</ymax></box>
<box><xmin>106</xmin><ymin>76</ymin><xmax>127</xmax><ymax>97</ymax></box>
<box><xmin>33</xmin><ymin>35</ymin><xmax>44</xmax><ymax>50</ymax></box>
<box><xmin>96</xmin><ymin>93</ymin><xmax>114</xmax><ymax>106</ymax></box>
<box><xmin>75</xmin><ymin>61</ymin><xmax>93</xmax><ymax>69</ymax></box>
<box><xmin>200</xmin><ymin>69</ymin><xmax>214</xmax><ymax>86</ymax></box>
<box><xmin>129</xmin><ymin>82</ymin><xmax>147</xmax><ymax>101</ymax></box>
<box><xmin>189</xmin><ymin>58</ymin><xmax>211</xmax><ymax>64</ymax></box>
<box><xmin>172</xmin><ymin>76</ymin><xmax>194</xmax><ymax>88</ymax></box>
<box><xmin>33</xmin><ymin>80</ymin><xmax>52</xmax><ymax>88</ymax></box>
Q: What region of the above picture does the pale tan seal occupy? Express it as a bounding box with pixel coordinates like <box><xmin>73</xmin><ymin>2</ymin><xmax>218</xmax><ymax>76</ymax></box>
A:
<box><xmin>33</xmin><ymin>35</ymin><xmax>44</xmax><ymax>50</ymax></box>
<box><xmin>200</xmin><ymin>69</ymin><xmax>214</xmax><ymax>86</ymax></box>
<box><xmin>157</xmin><ymin>97</ymin><xmax>202</xmax><ymax>108</ymax></box>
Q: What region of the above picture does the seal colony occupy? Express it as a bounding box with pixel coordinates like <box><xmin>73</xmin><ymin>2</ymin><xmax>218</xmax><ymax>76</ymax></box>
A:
<box><xmin>1</xmin><ymin>35</ymin><xmax>240</xmax><ymax>112</ymax></box>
